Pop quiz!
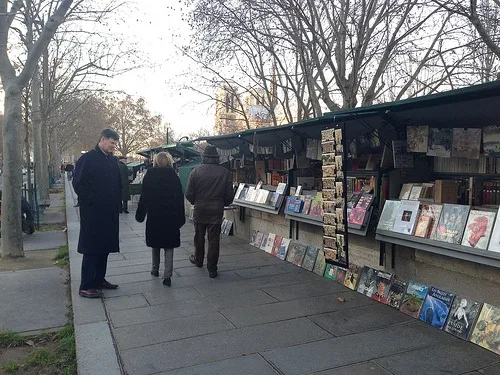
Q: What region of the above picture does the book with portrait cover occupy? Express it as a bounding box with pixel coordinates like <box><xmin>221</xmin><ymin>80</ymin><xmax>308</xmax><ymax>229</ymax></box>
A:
<box><xmin>271</xmin><ymin>235</ymin><xmax>283</xmax><ymax>257</ymax></box>
<box><xmin>434</xmin><ymin>204</ymin><xmax>470</xmax><ymax>244</ymax></box>
<box><xmin>427</xmin><ymin>127</ymin><xmax>452</xmax><ymax>158</ymax></box>
<box><xmin>470</xmin><ymin>303</ymin><xmax>500</xmax><ymax>355</ymax></box>
<box><xmin>419</xmin><ymin>286</ymin><xmax>455</xmax><ymax>329</ymax></box>
<box><xmin>344</xmin><ymin>264</ymin><xmax>361</xmax><ymax>290</ymax></box>
<box><xmin>400</xmin><ymin>281</ymin><xmax>429</xmax><ymax>318</ymax></box>
<box><xmin>377</xmin><ymin>200</ymin><xmax>400</xmax><ymax>232</ymax></box>
<box><xmin>407</xmin><ymin>125</ymin><xmax>429</xmax><ymax>153</ymax></box>
<box><xmin>356</xmin><ymin>266</ymin><xmax>378</xmax><ymax>297</ymax></box>
<box><xmin>460</xmin><ymin>210</ymin><xmax>496</xmax><ymax>250</ymax></box>
<box><xmin>323</xmin><ymin>263</ymin><xmax>339</xmax><ymax>281</ymax></box>
<box><xmin>371</xmin><ymin>270</ymin><xmax>392</xmax><ymax>304</ymax></box>
<box><xmin>392</xmin><ymin>200</ymin><xmax>420</xmax><ymax>235</ymax></box>
<box><xmin>420</xmin><ymin>204</ymin><xmax>443</xmax><ymax>240</ymax></box>
<box><xmin>313</xmin><ymin>249</ymin><xmax>326</xmax><ymax>276</ymax></box>
<box><xmin>452</xmin><ymin>128</ymin><xmax>481</xmax><ymax>159</ymax></box>
<box><xmin>301</xmin><ymin>246</ymin><xmax>319</xmax><ymax>271</ymax></box>
<box><xmin>264</xmin><ymin>233</ymin><xmax>276</xmax><ymax>253</ymax></box>
<box><xmin>277</xmin><ymin>238</ymin><xmax>291</xmax><ymax>260</ymax></box>
<box><xmin>386</xmin><ymin>278</ymin><xmax>407</xmax><ymax>309</ymax></box>
<box><xmin>444</xmin><ymin>296</ymin><xmax>482</xmax><ymax>341</ymax></box>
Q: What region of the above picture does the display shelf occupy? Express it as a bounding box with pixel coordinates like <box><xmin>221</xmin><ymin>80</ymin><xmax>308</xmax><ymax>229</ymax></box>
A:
<box><xmin>347</xmin><ymin>170</ymin><xmax>380</xmax><ymax>177</ymax></box>
<box><xmin>433</xmin><ymin>172</ymin><xmax>500</xmax><ymax>179</ymax></box>
<box><xmin>375</xmin><ymin>229</ymin><xmax>500</xmax><ymax>268</ymax></box>
<box><xmin>232</xmin><ymin>199</ymin><xmax>281</xmax><ymax>215</ymax></box>
<box><xmin>285</xmin><ymin>212</ymin><xmax>323</xmax><ymax>226</ymax></box>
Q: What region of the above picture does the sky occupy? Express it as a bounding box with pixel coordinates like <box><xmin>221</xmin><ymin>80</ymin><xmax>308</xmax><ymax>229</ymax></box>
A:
<box><xmin>103</xmin><ymin>1</ymin><xmax>214</xmax><ymax>139</ymax></box>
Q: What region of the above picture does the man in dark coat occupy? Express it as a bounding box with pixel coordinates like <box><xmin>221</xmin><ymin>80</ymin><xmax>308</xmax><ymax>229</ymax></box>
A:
<box><xmin>73</xmin><ymin>129</ymin><xmax>122</xmax><ymax>298</ymax></box>
<box><xmin>185</xmin><ymin>145</ymin><xmax>233</xmax><ymax>278</ymax></box>
<box><xmin>117</xmin><ymin>156</ymin><xmax>131</xmax><ymax>213</ymax></box>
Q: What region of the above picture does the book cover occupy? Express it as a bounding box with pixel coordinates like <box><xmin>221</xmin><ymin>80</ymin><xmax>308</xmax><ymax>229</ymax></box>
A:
<box><xmin>487</xmin><ymin>206</ymin><xmax>500</xmax><ymax>253</ymax></box>
<box><xmin>348</xmin><ymin>207</ymin><xmax>367</xmax><ymax>226</ymax></box>
<box><xmin>420</xmin><ymin>204</ymin><xmax>443</xmax><ymax>239</ymax></box>
<box><xmin>408</xmin><ymin>185</ymin><xmax>423</xmax><ymax>200</ymax></box>
<box><xmin>285</xmin><ymin>241</ymin><xmax>299</xmax><ymax>263</ymax></box>
<box><xmin>452</xmin><ymin>128</ymin><xmax>481</xmax><ymax>159</ymax></box>
<box><xmin>435</xmin><ymin>204</ymin><xmax>470</xmax><ymax>244</ymax></box>
<box><xmin>347</xmin><ymin>192</ymin><xmax>362</xmax><ymax>209</ymax></box>
<box><xmin>399</xmin><ymin>183</ymin><xmax>413</xmax><ymax>200</ymax></box>
<box><xmin>260</xmin><ymin>233</ymin><xmax>270</xmax><ymax>250</ymax></box>
<box><xmin>264</xmin><ymin>233</ymin><xmax>276</xmax><ymax>253</ymax></box>
<box><xmin>407</xmin><ymin>125</ymin><xmax>429</xmax><ymax>153</ymax></box>
<box><xmin>419</xmin><ymin>286</ymin><xmax>455</xmax><ymax>329</ymax></box>
<box><xmin>427</xmin><ymin>127</ymin><xmax>452</xmax><ymax>158</ymax></box>
<box><xmin>400</xmin><ymin>280</ymin><xmax>429</xmax><ymax>318</ymax></box>
<box><xmin>313</xmin><ymin>249</ymin><xmax>326</xmax><ymax>276</ymax></box>
<box><xmin>336</xmin><ymin>267</ymin><xmax>347</xmax><ymax>284</ymax></box>
<box><xmin>301</xmin><ymin>196</ymin><xmax>313</xmax><ymax>215</ymax></box>
<box><xmin>288</xmin><ymin>242</ymin><xmax>307</xmax><ymax>266</ymax></box>
<box><xmin>239</xmin><ymin>187</ymin><xmax>248</xmax><ymax>200</ymax></box>
<box><xmin>344</xmin><ymin>264</ymin><xmax>361</xmax><ymax>290</ymax></box>
<box><xmin>277</xmin><ymin>238</ymin><xmax>291</xmax><ymax>260</ymax></box>
<box><xmin>483</xmin><ymin>126</ymin><xmax>500</xmax><ymax>156</ymax></box>
<box><xmin>444</xmin><ymin>296</ymin><xmax>482</xmax><ymax>340</ymax></box>
<box><xmin>365</xmin><ymin>153</ymin><xmax>380</xmax><ymax>170</ymax></box>
<box><xmin>276</xmin><ymin>182</ymin><xmax>287</xmax><ymax>194</ymax></box>
<box><xmin>250</xmin><ymin>230</ymin><xmax>258</xmax><ymax>246</ymax></box>
<box><xmin>356</xmin><ymin>194</ymin><xmax>374</xmax><ymax>209</ymax></box>
<box><xmin>269</xmin><ymin>192</ymin><xmax>280</xmax><ymax>208</ymax></box>
<box><xmin>470</xmin><ymin>303</ymin><xmax>500</xmax><ymax>355</ymax></box>
<box><xmin>392</xmin><ymin>140</ymin><xmax>414</xmax><ymax>168</ymax></box>
<box><xmin>386</xmin><ymin>278</ymin><xmax>407</xmax><ymax>309</ymax></box>
<box><xmin>414</xmin><ymin>215</ymin><xmax>432</xmax><ymax>238</ymax></box>
<box><xmin>323</xmin><ymin>263</ymin><xmax>338</xmax><ymax>280</ymax></box>
<box><xmin>356</xmin><ymin>266</ymin><xmax>378</xmax><ymax>297</ymax></box>
<box><xmin>271</xmin><ymin>235</ymin><xmax>282</xmax><ymax>257</ymax></box>
<box><xmin>377</xmin><ymin>200</ymin><xmax>401</xmax><ymax>232</ymax></box>
<box><xmin>301</xmin><ymin>246</ymin><xmax>319</xmax><ymax>271</ymax></box>
<box><xmin>234</xmin><ymin>183</ymin><xmax>245</xmax><ymax>200</ymax></box>
<box><xmin>392</xmin><ymin>200</ymin><xmax>421</xmax><ymax>235</ymax></box>
<box><xmin>224</xmin><ymin>221</ymin><xmax>233</xmax><ymax>235</ymax></box>
<box><xmin>285</xmin><ymin>196</ymin><xmax>297</xmax><ymax>212</ymax></box>
<box><xmin>310</xmin><ymin>193</ymin><xmax>323</xmax><ymax>217</ymax></box>
<box><xmin>254</xmin><ymin>232</ymin><xmax>265</xmax><ymax>248</ymax></box>
<box><xmin>460</xmin><ymin>210</ymin><xmax>496</xmax><ymax>250</ymax></box>
<box><xmin>371</xmin><ymin>270</ymin><xmax>392</xmax><ymax>303</ymax></box>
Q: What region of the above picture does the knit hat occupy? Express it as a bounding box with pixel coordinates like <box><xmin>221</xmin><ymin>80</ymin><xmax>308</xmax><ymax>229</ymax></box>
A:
<box><xmin>203</xmin><ymin>145</ymin><xmax>219</xmax><ymax>158</ymax></box>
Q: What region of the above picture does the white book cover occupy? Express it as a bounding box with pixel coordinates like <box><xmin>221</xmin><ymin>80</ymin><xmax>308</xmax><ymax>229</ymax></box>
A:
<box><xmin>392</xmin><ymin>200</ymin><xmax>420</xmax><ymax>235</ymax></box>
<box><xmin>264</xmin><ymin>233</ymin><xmax>276</xmax><ymax>253</ymax></box>
<box><xmin>408</xmin><ymin>185</ymin><xmax>423</xmax><ymax>200</ymax></box>
<box><xmin>487</xmin><ymin>206</ymin><xmax>500</xmax><ymax>253</ymax></box>
<box><xmin>234</xmin><ymin>183</ymin><xmax>245</xmax><ymax>200</ymax></box>
<box><xmin>276</xmin><ymin>182</ymin><xmax>287</xmax><ymax>194</ymax></box>
<box><xmin>246</xmin><ymin>186</ymin><xmax>256</xmax><ymax>201</ymax></box>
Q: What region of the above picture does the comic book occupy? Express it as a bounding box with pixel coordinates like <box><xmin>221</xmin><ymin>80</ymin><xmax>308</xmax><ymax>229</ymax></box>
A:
<box><xmin>400</xmin><ymin>281</ymin><xmax>429</xmax><ymax>318</ymax></box>
<box><xmin>419</xmin><ymin>286</ymin><xmax>455</xmax><ymax>329</ymax></box>
<box><xmin>386</xmin><ymin>278</ymin><xmax>407</xmax><ymax>309</ymax></box>
<box><xmin>371</xmin><ymin>270</ymin><xmax>392</xmax><ymax>304</ymax></box>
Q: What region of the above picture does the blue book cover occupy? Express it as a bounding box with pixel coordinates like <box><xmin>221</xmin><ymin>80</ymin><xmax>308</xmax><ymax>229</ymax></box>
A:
<box><xmin>285</xmin><ymin>196</ymin><xmax>297</xmax><ymax>212</ymax></box>
<box><xmin>419</xmin><ymin>286</ymin><xmax>455</xmax><ymax>329</ymax></box>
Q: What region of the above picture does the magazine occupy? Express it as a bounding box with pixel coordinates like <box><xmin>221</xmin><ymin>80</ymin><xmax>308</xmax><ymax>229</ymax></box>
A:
<box><xmin>419</xmin><ymin>286</ymin><xmax>455</xmax><ymax>329</ymax></box>
<box><xmin>444</xmin><ymin>296</ymin><xmax>482</xmax><ymax>340</ymax></box>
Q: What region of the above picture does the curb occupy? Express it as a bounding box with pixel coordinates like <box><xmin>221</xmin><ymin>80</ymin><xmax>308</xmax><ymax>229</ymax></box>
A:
<box><xmin>65</xmin><ymin>175</ymin><xmax>122</xmax><ymax>375</ymax></box>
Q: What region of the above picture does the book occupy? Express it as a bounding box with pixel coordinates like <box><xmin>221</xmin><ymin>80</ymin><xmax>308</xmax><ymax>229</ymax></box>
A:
<box><xmin>336</xmin><ymin>267</ymin><xmax>347</xmax><ymax>284</ymax></box>
<box><xmin>285</xmin><ymin>196</ymin><xmax>298</xmax><ymax>212</ymax></box>
<box><xmin>399</xmin><ymin>183</ymin><xmax>413</xmax><ymax>200</ymax></box>
<box><xmin>452</xmin><ymin>128</ymin><xmax>481</xmax><ymax>159</ymax></box>
<box><xmin>420</xmin><ymin>204</ymin><xmax>443</xmax><ymax>239</ymax></box>
<box><xmin>408</xmin><ymin>185</ymin><xmax>423</xmax><ymax>200</ymax></box>
<box><xmin>250</xmin><ymin>230</ymin><xmax>258</xmax><ymax>246</ymax></box>
<box><xmin>260</xmin><ymin>233</ymin><xmax>270</xmax><ymax>250</ymax></box>
<box><xmin>414</xmin><ymin>215</ymin><xmax>432</xmax><ymax>238</ymax></box>
<box><xmin>234</xmin><ymin>183</ymin><xmax>245</xmax><ymax>200</ymax></box>
<box><xmin>312</xmin><ymin>250</ymin><xmax>326</xmax><ymax>276</ymax></box>
<box><xmin>271</xmin><ymin>235</ymin><xmax>282</xmax><ymax>257</ymax></box>
<box><xmin>344</xmin><ymin>264</ymin><xmax>361</xmax><ymax>290</ymax></box>
<box><xmin>323</xmin><ymin>264</ymin><xmax>338</xmax><ymax>280</ymax></box>
<box><xmin>365</xmin><ymin>153</ymin><xmax>380</xmax><ymax>170</ymax></box>
<box><xmin>301</xmin><ymin>246</ymin><xmax>319</xmax><ymax>271</ymax></box>
<box><xmin>301</xmin><ymin>196</ymin><xmax>313</xmax><ymax>215</ymax></box>
<box><xmin>348</xmin><ymin>207</ymin><xmax>367</xmax><ymax>227</ymax></box>
<box><xmin>419</xmin><ymin>286</ymin><xmax>455</xmax><ymax>329</ymax></box>
<box><xmin>277</xmin><ymin>238</ymin><xmax>291</xmax><ymax>260</ymax></box>
<box><xmin>254</xmin><ymin>232</ymin><xmax>265</xmax><ymax>248</ymax></box>
<box><xmin>310</xmin><ymin>193</ymin><xmax>323</xmax><ymax>217</ymax></box>
<box><xmin>487</xmin><ymin>206</ymin><xmax>500</xmax><ymax>253</ymax></box>
<box><xmin>377</xmin><ymin>200</ymin><xmax>401</xmax><ymax>232</ymax></box>
<box><xmin>392</xmin><ymin>140</ymin><xmax>414</xmax><ymax>168</ymax></box>
<box><xmin>460</xmin><ymin>210</ymin><xmax>496</xmax><ymax>250</ymax></box>
<box><xmin>483</xmin><ymin>126</ymin><xmax>500</xmax><ymax>156</ymax></box>
<box><xmin>269</xmin><ymin>192</ymin><xmax>280</xmax><ymax>207</ymax></box>
<box><xmin>427</xmin><ymin>127</ymin><xmax>452</xmax><ymax>158</ymax></box>
<box><xmin>386</xmin><ymin>278</ymin><xmax>407</xmax><ymax>309</ymax></box>
<box><xmin>470</xmin><ymin>303</ymin><xmax>500</xmax><ymax>355</ymax></box>
<box><xmin>276</xmin><ymin>182</ymin><xmax>287</xmax><ymax>194</ymax></box>
<box><xmin>400</xmin><ymin>281</ymin><xmax>429</xmax><ymax>318</ymax></box>
<box><xmin>407</xmin><ymin>125</ymin><xmax>429</xmax><ymax>153</ymax></box>
<box><xmin>286</xmin><ymin>242</ymin><xmax>307</xmax><ymax>266</ymax></box>
<box><xmin>392</xmin><ymin>200</ymin><xmax>420</xmax><ymax>235</ymax></box>
<box><xmin>371</xmin><ymin>270</ymin><xmax>392</xmax><ymax>303</ymax></box>
<box><xmin>223</xmin><ymin>220</ymin><xmax>233</xmax><ymax>235</ymax></box>
<box><xmin>434</xmin><ymin>204</ymin><xmax>470</xmax><ymax>244</ymax></box>
<box><xmin>347</xmin><ymin>192</ymin><xmax>362</xmax><ymax>209</ymax></box>
<box><xmin>356</xmin><ymin>194</ymin><xmax>374</xmax><ymax>210</ymax></box>
<box><xmin>356</xmin><ymin>266</ymin><xmax>378</xmax><ymax>297</ymax></box>
<box><xmin>444</xmin><ymin>296</ymin><xmax>482</xmax><ymax>340</ymax></box>
<box><xmin>264</xmin><ymin>233</ymin><xmax>276</xmax><ymax>253</ymax></box>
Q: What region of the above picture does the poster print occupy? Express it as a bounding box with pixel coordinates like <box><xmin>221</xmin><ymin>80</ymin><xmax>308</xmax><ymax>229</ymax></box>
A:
<box><xmin>427</xmin><ymin>128</ymin><xmax>452</xmax><ymax>158</ymax></box>
<box><xmin>460</xmin><ymin>210</ymin><xmax>496</xmax><ymax>250</ymax></box>
<box><xmin>483</xmin><ymin>126</ymin><xmax>500</xmax><ymax>156</ymax></box>
<box><xmin>407</xmin><ymin>125</ymin><xmax>428</xmax><ymax>153</ymax></box>
<box><xmin>452</xmin><ymin>128</ymin><xmax>481</xmax><ymax>159</ymax></box>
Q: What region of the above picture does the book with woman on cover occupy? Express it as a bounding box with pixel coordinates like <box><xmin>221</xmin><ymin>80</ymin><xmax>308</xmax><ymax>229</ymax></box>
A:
<box><xmin>400</xmin><ymin>281</ymin><xmax>429</xmax><ymax>318</ymax></box>
<box><xmin>434</xmin><ymin>204</ymin><xmax>470</xmax><ymax>244</ymax></box>
<box><xmin>460</xmin><ymin>210</ymin><xmax>496</xmax><ymax>250</ymax></box>
<box><xmin>419</xmin><ymin>286</ymin><xmax>455</xmax><ymax>329</ymax></box>
<box><xmin>444</xmin><ymin>296</ymin><xmax>482</xmax><ymax>341</ymax></box>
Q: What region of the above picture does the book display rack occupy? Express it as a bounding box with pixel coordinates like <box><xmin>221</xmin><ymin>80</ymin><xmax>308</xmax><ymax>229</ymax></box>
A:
<box><xmin>232</xmin><ymin>182</ymin><xmax>287</xmax><ymax>215</ymax></box>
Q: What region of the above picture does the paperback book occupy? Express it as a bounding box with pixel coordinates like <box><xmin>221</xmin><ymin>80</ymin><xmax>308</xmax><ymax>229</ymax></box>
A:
<box><xmin>434</xmin><ymin>204</ymin><xmax>470</xmax><ymax>244</ymax></box>
<box><xmin>414</xmin><ymin>216</ymin><xmax>432</xmax><ymax>238</ymax></box>
<box><xmin>277</xmin><ymin>238</ymin><xmax>291</xmax><ymax>260</ymax></box>
<box><xmin>470</xmin><ymin>303</ymin><xmax>500</xmax><ymax>355</ymax></box>
<box><xmin>419</xmin><ymin>286</ymin><xmax>455</xmax><ymax>329</ymax></box>
<box><xmin>444</xmin><ymin>296</ymin><xmax>482</xmax><ymax>341</ymax></box>
<box><xmin>371</xmin><ymin>270</ymin><xmax>392</xmax><ymax>303</ymax></box>
<box><xmin>386</xmin><ymin>278</ymin><xmax>407</xmax><ymax>309</ymax></box>
<box><xmin>399</xmin><ymin>183</ymin><xmax>413</xmax><ymax>200</ymax></box>
<box><xmin>377</xmin><ymin>200</ymin><xmax>401</xmax><ymax>232</ymax></box>
<box><xmin>301</xmin><ymin>246</ymin><xmax>319</xmax><ymax>271</ymax></box>
<box><xmin>356</xmin><ymin>266</ymin><xmax>378</xmax><ymax>297</ymax></box>
<box><xmin>344</xmin><ymin>264</ymin><xmax>361</xmax><ymax>290</ymax></box>
<box><xmin>392</xmin><ymin>200</ymin><xmax>420</xmax><ymax>235</ymax></box>
<box><xmin>427</xmin><ymin>127</ymin><xmax>452</xmax><ymax>158</ymax></box>
<box><xmin>408</xmin><ymin>185</ymin><xmax>423</xmax><ymax>200</ymax></box>
<box><xmin>460</xmin><ymin>210</ymin><xmax>496</xmax><ymax>250</ymax></box>
<box><xmin>400</xmin><ymin>281</ymin><xmax>429</xmax><ymax>318</ymax></box>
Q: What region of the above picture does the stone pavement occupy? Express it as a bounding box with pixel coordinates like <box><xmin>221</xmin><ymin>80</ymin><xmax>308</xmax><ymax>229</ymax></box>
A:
<box><xmin>65</xmin><ymin>182</ymin><xmax>500</xmax><ymax>375</ymax></box>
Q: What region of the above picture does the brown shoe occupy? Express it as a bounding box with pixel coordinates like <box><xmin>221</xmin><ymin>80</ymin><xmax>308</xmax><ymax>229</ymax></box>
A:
<box><xmin>79</xmin><ymin>289</ymin><xmax>102</xmax><ymax>298</ymax></box>
<box><xmin>189</xmin><ymin>255</ymin><xmax>203</xmax><ymax>268</ymax></box>
<box><xmin>97</xmin><ymin>280</ymin><xmax>119</xmax><ymax>289</ymax></box>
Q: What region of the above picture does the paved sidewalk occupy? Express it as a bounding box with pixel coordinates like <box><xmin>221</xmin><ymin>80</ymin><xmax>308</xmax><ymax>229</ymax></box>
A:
<box><xmin>66</xmin><ymin>184</ymin><xmax>500</xmax><ymax>375</ymax></box>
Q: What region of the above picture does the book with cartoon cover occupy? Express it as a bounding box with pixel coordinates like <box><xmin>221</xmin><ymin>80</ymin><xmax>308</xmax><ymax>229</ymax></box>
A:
<box><xmin>386</xmin><ymin>278</ymin><xmax>407</xmax><ymax>309</ymax></box>
<box><xmin>400</xmin><ymin>281</ymin><xmax>429</xmax><ymax>318</ymax></box>
<box><xmin>460</xmin><ymin>210</ymin><xmax>496</xmax><ymax>250</ymax></box>
<box><xmin>444</xmin><ymin>296</ymin><xmax>482</xmax><ymax>340</ymax></box>
<box><xmin>277</xmin><ymin>238</ymin><xmax>291</xmax><ymax>260</ymax></box>
<box><xmin>419</xmin><ymin>286</ymin><xmax>455</xmax><ymax>329</ymax></box>
<box><xmin>470</xmin><ymin>303</ymin><xmax>500</xmax><ymax>355</ymax></box>
<box><xmin>434</xmin><ymin>204</ymin><xmax>470</xmax><ymax>244</ymax></box>
<box><xmin>377</xmin><ymin>200</ymin><xmax>400</xmax><ymax>232</ymax></box>
<box><xmin>301</xmin><ymin>246</ymin><xmax>319</xmax><ymax>271</ymax></box>
<box><xmin>371</xmin><ymin>270</ymin><xmax>392</xmax><ymax>303</ymax></box>
<box><xmin>356</xmin><ymin>266</ymin><xmax>378</xmax><ymax>297</ymax></box>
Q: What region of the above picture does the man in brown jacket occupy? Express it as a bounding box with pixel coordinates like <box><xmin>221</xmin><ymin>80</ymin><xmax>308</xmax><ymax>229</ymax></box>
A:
<box><xmin>185</xmin><ymin>145</ymin><xmax>234</xmax><ymax>278</ymax></box>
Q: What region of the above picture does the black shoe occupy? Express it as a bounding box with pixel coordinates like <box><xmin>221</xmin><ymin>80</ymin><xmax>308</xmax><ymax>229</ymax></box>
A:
<box><xmin>209</xmin><ymin>271</ymin><xmax>218</xmax><ymax>278</ymax></box>
<box><xmin>163</xmin><ymin>277</ymin><xmax>171</xmax><ymax>286</ymax></box>
<box><xmin>97</xmin><ymin>280</ymin><xmax>119</xmax><ymax>289</ymax></box>
<box><xmin>151</xmin><ymin>270</ymin><xmax>159</xmax><ymax>277</ymax></box>
<box><xmin>79</xmin><ymin>289</ymin><xmax>102</xmax><ymax>298</ymax></box>
<box><xmin>189</xmin><ymin>255</ymin><xmax>203</xmax><ymax>268</ymax></box>
<box><xmin>123</xmin><ymin>210</ymin><xmax>129</xmax><ymax>214</ymax></box>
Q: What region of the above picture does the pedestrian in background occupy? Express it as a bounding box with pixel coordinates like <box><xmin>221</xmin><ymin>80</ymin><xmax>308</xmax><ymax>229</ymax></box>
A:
<box><xmin>135</xmin><ymin>152</ymin><xmax>185</xmax><ymax>286</ymax></box>
<box><xmin>117</xmin><ymin>156</ymin><xmax>131</xmax><ymax>213</ymax></box>
<box><xmin>185</xmin><ymin>145</ymin><xmax>233</xmax><ymax>278</ymax></box>
<box><xmin>73</xmin><ymin>129</ymin><xmax>122</xmax><ymax>298</ymax></box>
